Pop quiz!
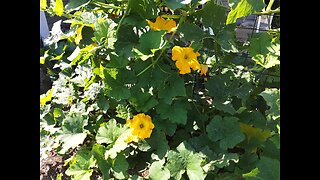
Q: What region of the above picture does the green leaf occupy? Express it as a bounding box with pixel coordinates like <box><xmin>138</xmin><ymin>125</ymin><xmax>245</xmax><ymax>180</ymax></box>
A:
<box><xmin>106</xmin><ymin>53</ymin><xmax>129</xmax><ymax>68</ymax></box>
<box><xmin>65</xmin><ymin>0</ymin><xmax>90</xmax><ymax>12</ymax></box>
<box><xmin>205</xmin><ymin>71</ymin><xmax>251</xmax><ymax>103</ymax></box>
<box><xmin>112</xmin><ymin>154</ymin><xmax>129</xmax><ymax>179</ymax></box>
<box><xmin>105</xmin><ymin>128</ymin><xmax>131</xmax><ymax>159</ymax></box>
<box><xmin>205</xmin><ymin>74</ymin><xmax>229</xmax><ymax>102</ymax></box>
<box><xmin>165</xmin><ymin>150</ymin><xmax>185</xmax><ymax>179</ymax></box>
<box><xmin>165</xmin><ymin>0</ymin><xmax>191</xmax><ymax>10</ymax></box>
<box><xmin>40</xmin><ymin>0</ymin><xmax>47</xmax><ymax>10</ymax></box>
<box><xmin>260</xmin><ymin>140</ymin><xmax>280</xmax><ymax>160</ymax></box>
<box><xmin>186</xmin><ymin>153</ymin><xmax>207</xmax><ymax>180</ymax></box>
<box><xmin>138</xmin><ymin>31</ymin><xmax>166</xmax><ymax>55</ymax></box>
<box><xmin>213</xmin><ymin>100</ymin><xmax>237</xmax><ymax>115</ymax></box>
<box><xmin>238</xmin><ymin>152</ymin><xmax>259</xmax><ymax>173</ymax></box>
<box><xmin>56</xmin><ymin>173</ymin><xmax>63</xmax><ymax>180</ymax></box>
<box><xmin>238</xmin><ymin>110</ymin><xmax>267</xmax><ymax>130</ymax></box>
<box><xmin>132</xmin><ymin>48</ymin><xmax>154</xmax><ymax>61</ymax></box>
<box><xmin>147</xmin><ymin>130</ymin><xmax>169</xmax><ymax>160</ymax></box>
<box><xmin>158</xmin><ymin>75</ymin><xmax>186</xmax><ymax>104</ymax></box>
<box><xmin>123</xmin><ymin>14</ymin><xmax>148</xmax><ymax>28</ymax></box>
<box><xmin>248</xmin><ymin>32</ymin><xmax>280</xmax><ymax>68</ymax></box>
<box><xmin>153</xmin><ymin>117</ymin><xmax>177</xmax><ymax>136</ymax></box>
<box><xmin>178</xmin><ymin>22</ymin><xmax>210</xmax><ymax>42</ymax></box>
<box><xmin>206</xmin><ymin>115</ymin><xmax>245</xmax><ymax>150</ymax></box>
<box><xmin>128</xmin><ymin>0</ymin><xmax>159</xmax><ymax>19</ymax></box>
<box><xmin>96</xmin><ymin>119</ymin><xmax>126</xmax><ymax>144</ymax></box>
<box><xmin>58</xmin><ymin>114</ymin><xmax>88</xmax><ymax>154</ymax></box>
<box><xmin>108</xmin><ymin>85</ymin><xmax>131</xmax><ymax>100</ymax></box>
<box><xmin>156</xmin><ymin>100</ymin><xmax>190</xmax><ymax>125</ymax></box>
<box><xmin>40</xmin><ymin>88</ymin><xmax>53</xmax><ymax>106</ymax></box>
<box><xmin>93</xmin><ymin>18</ymin><xmax>117</xmax><ymax>46</ymax></box>
<box><xmin>212</xmin><ymin>153</ymin><xmax>239</xmax><ymax>168</ymax></box>
<box><xmin>244</xmin><ymin>157</ymin><xmax>280</xmax><ymax>180</ymax></box>
<box><xmin>259</xmin><ymin>88</ymin><xmax>280</xmax><ymax>120</ymax></box>
<box><xmin>137</xmin><ymin>139</ymin><xmax>152</xmax><ymax>152</ymax></box>
<box><xmin>188</xmin><ymin>134</ymin><xmax>213</xmax><ymax>152</ymax></box>
<box><xmin>53</xmin><ymin>0</ymin><xmax>64</xmax><ymax>16</ymax></box>
<box><xmin>97</xmin><ymin>93</ymin><xmax>109</xmax><ymax>114</ymax></box>
<box><xmin>91</xmin><ymin>144</ymin><xmax>111</xmax><ymax>180</ymax></box>
<box><xmin>195</xmin><ymin>1</ymin><xmax>227</xmax><ymax>34</ymax></box>
<box><xmin>104</xmin><ymin>69</ymin><xmax>135</xmax><ymax>100</ymax></box>
<box><xmin>149</xmin><ymin>160</ymin><xmax>170</xmax><ymax>180</ymax></box>
<box><xmin>166</xmin><ymin>141</ymin><xmax>206</xmax><ymax>180</ymax></box>
<box><xmin>66</xmin><ymin>148</ymin><xmax>96</xmax><ymax>180</ymax></box>
<box><xmin>215</xmin><ymin>28</ymin><xmax>239</xmax><ymax>53</ymax></box>
<box><xmin>129</xmin><ymin>87</ymin><xmax>158</xmax><ymax>113</ymax></box>
<box><xmin>114</xmin><ymin>24</ymin><xmax>139</xmax><ymax>58</ymax></box>
<box><xmin>243</xmin><ymin>167</ymin><xmax>260</xmax><ymax>178</ymax></box>
<box><xmin>226</xmin><ymin>0</ymin><xmax>265</xmax><ymax>25</ymax></box>
<box><xmin>67</xmin><ymin>46</ymin><xmax>81</xmax><ymax>62</ymax></box>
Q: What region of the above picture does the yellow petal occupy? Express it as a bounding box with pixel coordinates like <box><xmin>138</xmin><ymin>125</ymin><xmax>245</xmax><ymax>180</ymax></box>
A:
<box><xmin>163</xmin><ymin>19</ymin><xmax>177</xmax><ymax>32</ymax></box>
<box><xmin>240</xmin><ymin>123</ymin><xmax>272</xmax><ymax>142</ymax></box>
<box><xmin>189</xmin><ymin>59</ymin><xmax>201</xmax><ymax>71</ymax></box>
<box><xmin>200</xmin><ymin>64</ymin><xmax>208</xmax><ymax>76</ymax></box>
<box><xmin>176</xmin><ymin>60</ymin><xmax>191</xmax><ymax>74</ymax></box>
<box><xmin>147</xmin><ymin>16</ymin><xmax>177</xmax><ymax>32</ymax></box>
<box><xmin>172</xmin><ymin>46</ymin><xmax>184</xmax><ymax>61</ymax></box>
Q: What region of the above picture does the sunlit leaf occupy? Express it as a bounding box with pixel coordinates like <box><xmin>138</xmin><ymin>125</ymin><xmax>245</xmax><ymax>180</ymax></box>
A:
<box><xmin>54</xmin><ymin>0</ymin><xmax>64</xmax><ymax>16</ymax></box>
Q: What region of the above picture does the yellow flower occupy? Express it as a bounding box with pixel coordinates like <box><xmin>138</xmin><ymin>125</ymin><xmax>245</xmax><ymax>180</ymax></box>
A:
<box><xmin>147</xmin><ymin>16</ymin><xmax>177</xmax><ymax>32</ymax></box>
<box><xmin>171</xmin><ymin>46</ymin><xmax>201</xmax><ymax>74</ymax></box>
<box><xmin>126</xmin><ymin>113</ymin><xmax>155</xmax><ymax>142</ymax></box>
<box><xmin>239</xmin><ymin>123</ymin><xmax>272</xmax><ymax>142</ymax></box>
<box><xmin>200</xmin><ymin>64</ymin><xmax>208</xmax><ymax>76</ymax></box>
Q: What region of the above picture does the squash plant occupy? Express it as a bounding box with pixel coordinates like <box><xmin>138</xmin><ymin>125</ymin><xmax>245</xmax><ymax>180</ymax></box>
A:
<box><xmin>40</xmin><ymin>0</ymin><xmax>280</xmax><ymax>179</ymax></box>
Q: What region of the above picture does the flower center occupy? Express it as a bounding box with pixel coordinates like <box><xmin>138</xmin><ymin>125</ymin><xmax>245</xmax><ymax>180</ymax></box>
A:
<box><xmin>139</xmin><ymin>124</ymin><xmax>144</xmax><ymax>129</ymax></box>
<box><xmin>184</xmin><ymin>54</ymin><xmax>188</xmax><ymax>59</ymax></box>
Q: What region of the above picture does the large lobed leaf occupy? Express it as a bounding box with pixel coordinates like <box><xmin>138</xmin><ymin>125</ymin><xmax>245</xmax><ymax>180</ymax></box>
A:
<box><xmin>206</xmin><ymin>115</ymin><xmax>245</xmax><ymax>150</ymax></box>
<box><xmin>165</xmin><ymin>141</ymin><xmax>206</xmax><ymax>180</ymax></box>
<box><xmin>57</xmin><ymin>114</ymin><xmax>88</xmax><ymax>154</ymax></box>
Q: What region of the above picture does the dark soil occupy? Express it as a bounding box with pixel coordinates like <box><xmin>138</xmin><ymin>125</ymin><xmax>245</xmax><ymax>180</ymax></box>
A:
<box><xmin>40</xmin><ymin>150</ymin><xmax>70</xmax><ymax>180</ymax></box>
<box><xmin>40</xmin><ymin>149</ymin><xmax>104</xmax><ymax>180</ymax></box>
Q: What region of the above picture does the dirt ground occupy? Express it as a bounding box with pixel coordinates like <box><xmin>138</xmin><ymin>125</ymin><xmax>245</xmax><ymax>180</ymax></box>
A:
<box><xmin>40</xmin><ymin>150</ymin><xmax>70</xmax><ymax>180</ymax></box>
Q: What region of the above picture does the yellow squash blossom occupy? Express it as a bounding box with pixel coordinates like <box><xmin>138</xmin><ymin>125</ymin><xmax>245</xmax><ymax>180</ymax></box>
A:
<box><xmin>147</xmin><ymin>16</ymin><xmax>177</xmax><ymax>32</ymax></box>
<box><xmin>171</xmin><ymin>46</ymin><xmax>201</xmax><ymax>74</ymax></box>
<box><xmin>126</xmin><ymin>113</ymin><xmax>155</xmax><ymax>143</ymax></box>
<box><xmin>239</xmin><ymin>123</ymin><xmax>272</xmax><ymax>142</ymax></box>
<box><xmin>200</xmin><ymin>64</ymin><xmax>208</xmax><ymax>76</ymax></box>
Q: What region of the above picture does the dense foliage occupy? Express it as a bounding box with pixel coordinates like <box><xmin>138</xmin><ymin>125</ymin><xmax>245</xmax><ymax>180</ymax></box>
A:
<box><xmin>40</xmin><ymin>0</ymin><xmax>280</xmax><ymax>179</ymax></box>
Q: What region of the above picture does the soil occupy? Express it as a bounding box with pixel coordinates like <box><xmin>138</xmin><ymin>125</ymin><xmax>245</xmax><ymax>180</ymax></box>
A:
<box><xmin>40</xmin><ymin>150</ymin><xmax>70</xmax><ymax>180</ymax></box>
<box><xmin>40</xmin><ymin>149</ymin><xmax>104</xmax><ymax>180</ymax></box>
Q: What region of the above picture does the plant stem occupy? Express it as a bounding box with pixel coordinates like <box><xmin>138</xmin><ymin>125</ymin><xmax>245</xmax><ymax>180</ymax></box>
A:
<box><xmin>91</xmin><ymin>2</ymin><xmax>125</xmax><ymax>10</ymax></box>
<box><xmin>115</xmin><ymin>7</ymin><xmax>131</xmax><ymax>35</ymax></box>
<box><xmin>160</xmin><ymin>14</ymin><xmax>181</xmax><ymax>19</ymax></box>
<box><xmin>253</xmin><ymin>8</ymin><xmax>280</xmax><ymax>15</ymax></box>
<box><xmin>266</xmin><ymin>0</ymin><xmax>275</xmax><ymax>12</ymax></box>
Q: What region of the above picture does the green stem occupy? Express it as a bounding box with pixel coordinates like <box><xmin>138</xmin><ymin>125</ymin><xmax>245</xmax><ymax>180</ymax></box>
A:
<box><xmin>156</xmin><ymin>64</ymin><xmax>172</xmax><ymax>75</ymax></box>
<box><xmin>266</xmin><ymin>0</ymin><xmax>275</xmax><ymax>12</ymax></box>
<box><xmin>253</xmin><ymin>8</ymin><xmax>280</xmax><ymax>15</ymax></box>
<box><xmin>136</xmin><ymin>15</ymin><xmax>187</xmax><ymax>77</ymax></box>
<box><xmin>115</xmin><ymin>7</ymin><xmax>131</xmax><ymax>35</ymax></box>
<box><xmin>91</xmin><ymin>2</ymin><xmax>125</xmax><ymax>10</ymax></box>
<box><xmin>160</xmin><ymin>14</ymin><xmax>181</xmax><ymax>19</ymax></box>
